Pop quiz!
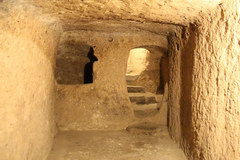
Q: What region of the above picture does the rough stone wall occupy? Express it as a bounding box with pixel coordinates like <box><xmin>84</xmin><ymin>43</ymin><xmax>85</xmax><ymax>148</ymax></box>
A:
<box><xmin>168</xmin><ymin>27</ymin><xmax>183</xmax><ymax>144</ymax></box>
<box><xmin>169</xmin><ymin>1</ymin><xmax>240</xmax><ymax>159</ymax></box>
<box><xmin>27</xmin><ymin>0</ymin><xmax>221</xmax><ymax>26</ymax></box>
<box><xmin>127</xmin><ymin>47</ymin><xmax>165</xmax><ymax>93</ymax></box>
<box><xmin>0</xmin><ymin>6</ymin><xmax>61</xmax><ymax>160</ymax></box>
<box><xmin>127</xmin><ymin>48</ymin><xmax>149</xmax><ymax>75</ymax></box>
<box><xmin>168</xmin><ymin>24</ymin><xmax>198</xmax><ymax>155</ymax></box>
<box><xmin>2</xmin><ymin>1</ymin><xmax>239</xmax><ymax>160</ymax></box>
<box><xmin>190</xmin><ymin>1</ymin><xmax>240</xmax><ymax>159</ymax></box>
<box><xmin>56</xmin><ymin>30</ymin><xmax>168</xmax><ymax>130</ymax></box>
<box><xmin>135</xmin><ymin>47</ymin><xmax>165</xmax><ymax>93</ymax></box>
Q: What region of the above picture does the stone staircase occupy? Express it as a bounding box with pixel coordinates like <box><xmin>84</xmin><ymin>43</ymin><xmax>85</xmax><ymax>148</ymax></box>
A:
<box><xmin>126</xmin><ymin>75</ymin><xmax>160</xmax><ymax>119</ymax></box>
<box><xmin>125</xmin><ymin>74</ymin><xmax>168</xmax><ymax>135</ymax></box>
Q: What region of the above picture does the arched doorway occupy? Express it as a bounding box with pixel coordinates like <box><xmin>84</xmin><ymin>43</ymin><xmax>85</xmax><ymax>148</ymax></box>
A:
<box><xmin>125</xmin><ymin>46</ymin><xmax>169</xmax><ymax>122</ymax></box>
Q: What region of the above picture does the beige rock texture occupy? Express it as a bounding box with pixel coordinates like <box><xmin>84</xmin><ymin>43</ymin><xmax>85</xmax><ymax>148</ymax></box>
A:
<box><xmin>127</xmin><ymin>48</ymin><xmax>149</xmax><ymax>76</ymax></box>
<box><xmin>0</xmin><ymin>4</ymin><xmax>62</xmax><ymax>160</ymax></box>
<box><xmin>168</xmin><ymin>1</ymin><xmax>240</xmax><ymax>159</ymax></box>
<box><xmin>56</xmin><ymin>30</ymin><xmax>168</xmax><ymax>130</ymax></box>
<box><xmin>47</xmin><ymin>128</ymin><xmax>187</xmax><ymax>160</ymax></box>
<box><xmin>0</xmin><ymin>0</ymin><xmax>240</xmax><ymax>160</ymax></box>
<box><xmin>26</xmin><ymin>0</ymin><xmax>221</xmax><ymax>26</ymax></box>
<box><xmin>127</xmin><ymin>46</ymin><xmax>166</xmax><ymax>93</ymax></box>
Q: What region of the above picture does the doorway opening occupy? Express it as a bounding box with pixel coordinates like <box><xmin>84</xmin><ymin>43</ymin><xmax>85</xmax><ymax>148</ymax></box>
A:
<box><xmin>126</xmin><ymin>46</ymin><xmax>169</xmax><ymax>122</ymax></box>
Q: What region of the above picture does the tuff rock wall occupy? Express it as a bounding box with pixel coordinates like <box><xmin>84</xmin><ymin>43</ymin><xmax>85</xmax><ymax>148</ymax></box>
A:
<box><xmin>0</xmin><ymin>6</ymin><xmax>61</xmax><ymax>160</ymax></box>
<box><xmin>55</xmin><ymin>30</ymin><xmax>168</xmax><ymax>130</ymax></box>
<box><xmin>168</xmin><ymin>1</ymin><xmax>240</xmax><ymax>159</ymax></box>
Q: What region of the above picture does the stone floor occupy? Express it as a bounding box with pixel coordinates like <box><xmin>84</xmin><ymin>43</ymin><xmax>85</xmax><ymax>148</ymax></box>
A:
<box><xmin>47</xmin><ymin>127</ymin><xmax>187</xmax><ymax>160</ymax></box>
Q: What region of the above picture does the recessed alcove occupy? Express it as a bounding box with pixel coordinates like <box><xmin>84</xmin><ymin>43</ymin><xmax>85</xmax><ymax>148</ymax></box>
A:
<box><xmin>55</xmin><ymin>43</ymin><xmax>98</xmax><ymax>84</ymax></box>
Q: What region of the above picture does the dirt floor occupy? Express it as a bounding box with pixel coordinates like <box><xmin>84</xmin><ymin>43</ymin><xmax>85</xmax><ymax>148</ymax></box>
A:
<box><xmin>47</xmin><ymin>127</ymin><xmax>186</xmax><ymax>160</ymax></box>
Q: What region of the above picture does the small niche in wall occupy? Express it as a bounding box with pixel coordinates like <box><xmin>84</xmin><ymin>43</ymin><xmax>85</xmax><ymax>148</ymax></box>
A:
<box><xmin>55</xmin><ymin>43</ymin><xmax>98</xmax><ymax>84</ymax></box>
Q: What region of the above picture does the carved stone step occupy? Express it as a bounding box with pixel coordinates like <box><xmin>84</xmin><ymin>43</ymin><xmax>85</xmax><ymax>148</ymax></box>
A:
<box><xmin>126</xmin><ymin>74</ymin><xmax>138</xmax><ymax>84</ymax></box>
<box><xmin>129</xmin><ymin>96</ymin><xmax>145</xmax><ymax>104</ymax></box>
<box><xmin>126</xmin><ymin>122</ymin><xmax>160</xmax><ymax>135</ymax></box>
<box><xmin>129</xmin><ymin>93</ymin><xmax>157</xmax><ymax>104</ymax></box>
<box><xmin>132</xmin><ymin>104</ymin><xmax>158</xmax><ymax>110</ymax></box>
<box><xmin>134</xmin><ymin>108</ymin><xmax>159</xmax><ymax>118</ymax></box>
<box><xmin>127</xmin><ymin>85</ymin><xmax>145</xmax><ymax>93</ymax></box>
